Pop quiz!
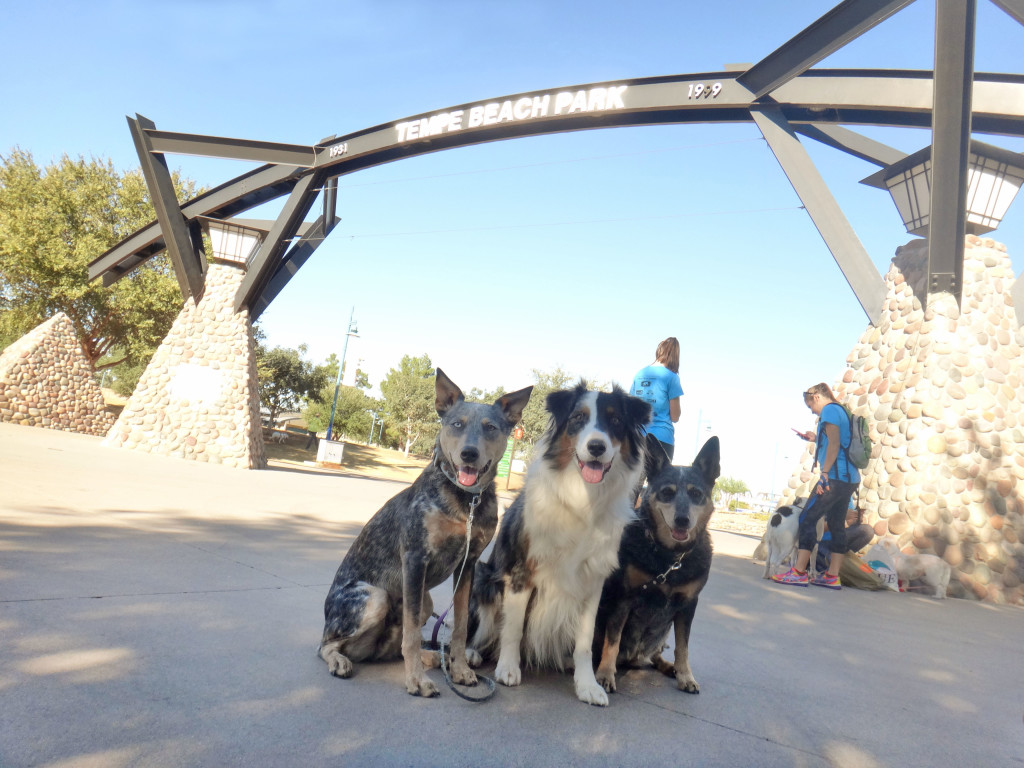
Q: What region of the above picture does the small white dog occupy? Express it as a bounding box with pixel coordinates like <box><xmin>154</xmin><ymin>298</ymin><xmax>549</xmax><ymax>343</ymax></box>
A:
<box><xmin>879</xmin><ymin>538</ymin><xmax>950</xmax><ymax>598</ymax></box>
<box><xmin>270</xmin><ymin>431</ymin><xmax>288</xmax><ymax>444</ymax></box>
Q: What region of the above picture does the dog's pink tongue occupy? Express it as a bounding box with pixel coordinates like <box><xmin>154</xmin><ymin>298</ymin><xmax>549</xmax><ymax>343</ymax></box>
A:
<box><xmin>458</xmin><ymin>467</ymin><xmax>479</xmax><ymax>487</ymax></box>
<box><xmin>581</xmin><ymin>461</ymin><xmax>605</xmax><ymax>484</ymax></box>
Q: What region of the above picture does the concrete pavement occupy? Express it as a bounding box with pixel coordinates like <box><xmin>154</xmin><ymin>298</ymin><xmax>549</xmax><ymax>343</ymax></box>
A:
<box><xmin>1</xmin><ymin>422</ymin><xmax>1022</xmax><ymax>767</ymax></box>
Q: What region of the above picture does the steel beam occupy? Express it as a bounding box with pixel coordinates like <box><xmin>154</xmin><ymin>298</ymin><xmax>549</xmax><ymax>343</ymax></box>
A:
<box><xmin>128</xmin><ymin>114</ymin><xmax>206</xmax><ymax>300</ymax></box>
<box><xmin>322</xmin><ymin>177</ymin><xmax>338</xmax><ymax>236</ymax></box>
<box><xmin>249</xmin><ymin>214</ymin><xmax>330</xmax><ymax>321</ymax></box>
<box><xmin>145</xmin><ymin>129</ymin><xmax>316</xmax><ymax>167</ymax></box>
<box><xmin>926</xmin><ymin>0</ymin><xmax>975</xmax><ymax>303</ymax></box>
<box><xmin>736</xmin><ymin>0</ymin><xmax>914</xmax><ymax>99</ymax></box>
<box><xmin>795</xmin><ymin>124</ymin><xmax>907</xmax><ymax>167</ymax></box>
<box><xmin>234</xmin><ymin>173</ymin><xmax>320</xmax><ymax>312</ymax></box>
<box><xmin>991</xmin><ymin>0</ymin><xmax>1024</xmax><ymax>25</ymax></box>
<box><xmin>751</xmin><ymin>107</ymin><xmax>887</xmax><ymax>324</ymax></box>
<box><xmin>89</xmin><ymin>162</ymin><xmax>303</xmax><ymax>283</ymax></box>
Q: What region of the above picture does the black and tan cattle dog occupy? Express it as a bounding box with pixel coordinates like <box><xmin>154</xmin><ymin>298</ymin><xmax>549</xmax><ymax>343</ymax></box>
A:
<box><xmin>318</xmin><ymin>369</ymin><xmax>532</xmax><ymax>697</ymax></box>
<box><xmin>469</xmin><ymin>382</ymin><xmax>650</xmax><ymax>706</ymax></box>
<box><xmin>593</xmin><ymin>434</ymin><xmax>721</xmax><ymax>695</ymax></box>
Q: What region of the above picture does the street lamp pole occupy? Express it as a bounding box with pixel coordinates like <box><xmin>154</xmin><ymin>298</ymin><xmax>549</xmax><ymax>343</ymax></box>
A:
<box><xmin>326</xmin><ymin>306</ymin><xmax>358</xmax><ymax>441</ymax></box>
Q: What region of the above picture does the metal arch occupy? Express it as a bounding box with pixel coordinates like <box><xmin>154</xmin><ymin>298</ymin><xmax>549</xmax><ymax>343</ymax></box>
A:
<box><xmin>302</xmin><ymin>71</ymin><xmax>1024</xmax><ymax>178</ymax></box>
<box><xmin>90</xmin><ymin>70</ymin><xmax>1024</xmax><ymax>320</ymax></box>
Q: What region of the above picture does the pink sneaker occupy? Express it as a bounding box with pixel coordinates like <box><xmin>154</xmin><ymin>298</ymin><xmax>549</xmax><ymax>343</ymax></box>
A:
<box><xmin>811</xmin><ymin>572</ymin><xmax>842</xmax><ymax>590</ymax></box>
<box><xmin>771</xmin><ymin>567</ymin><xmax>809</xmax><ymax>587</ymax></box>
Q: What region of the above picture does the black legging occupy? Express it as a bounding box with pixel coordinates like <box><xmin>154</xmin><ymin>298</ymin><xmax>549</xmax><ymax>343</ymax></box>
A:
<box><xmin>798</xmin><ymin>480</ymin><xmax>858</xmax><ymax>554</ymax></box>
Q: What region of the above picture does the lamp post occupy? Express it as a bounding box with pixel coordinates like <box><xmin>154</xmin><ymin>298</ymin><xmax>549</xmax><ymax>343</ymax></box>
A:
<box><xmin>326</xmin><ymin>307</ymin><xmax>359</xmax><ymax>441</ymax></box>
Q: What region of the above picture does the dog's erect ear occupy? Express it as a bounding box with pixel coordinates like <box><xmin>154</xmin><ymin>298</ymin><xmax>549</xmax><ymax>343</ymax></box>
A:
<box><xmin>693</xmin><ymin>436</ymin><xmax>721</xmax><ymax>485</ymax></box>
<box><xmin>434</xmin><ymin>368</ymin><xmax>464</xmax><ymax>417</ymax></box>
<box><xmin>496</xmin><ymin>386</ymin><xmax>533</xmax><ymax>426</ymax></box>
<box><xmin>625</xmin><ymin>393</ymin><xmax>652</xmax><ymax>429</ymax></box>
<box><xmin>644</xmin><ymin>432</ymin><xmax>669</xmax><ymax>478</ymax></box>
<box><xmin>545</xmin><ymin>388</ymin><xmax>577</xmax><ymax>426</ymax></box>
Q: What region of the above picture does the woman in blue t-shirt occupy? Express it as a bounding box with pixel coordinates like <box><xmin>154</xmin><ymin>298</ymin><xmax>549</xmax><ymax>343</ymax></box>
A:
<box><xmin>630</xmin><ymin>337</ymin><xmax>684</xmax><ymax>461</ymax></box>
<box><xmin>773</xmin><ymin>382</ymin><xmax>860</xmax><ymax>590</ymax></box>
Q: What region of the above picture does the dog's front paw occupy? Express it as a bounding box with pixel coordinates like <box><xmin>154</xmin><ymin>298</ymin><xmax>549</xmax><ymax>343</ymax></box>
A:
<box><xmin>465</xmin><ymin>647</ymin><xmax>483</xmax><ymax>668</ymax></box>
<box><xmin>450</xmin><ymin>660</ymin><xmax>478</xmax><ymax>687</ymax></box>
<box><xmin>419</xmin><ymin>649</ymin><xmax>440</xmax><ymax>669</ymax></box>
<box><xmin>676</xmin><ymin>672</ymin><xmax>700</xmax><ymax>694</ymax></box>
<box><xmin>324</xmin><ymin>652</ymin><xmax>353</xmax><ymax>678</ymax></box>
<box><xmin>595</xmin><ymin>664</ymin><xmax>617</xmax><ymax>693</ymax></box>
<box><xmin>495</xmin><ymin>658</ymin><xmax>522</xmax><ymax>687</ymax></box>
<box><xmin>575</xmin><ymin>676</ymin><xmax>610</xmax><ymax>707</ymax></box>
<box><xmin>406</xmin><ymin>673</ymin><xmax>440</xmax><ymax>698</ymax></box>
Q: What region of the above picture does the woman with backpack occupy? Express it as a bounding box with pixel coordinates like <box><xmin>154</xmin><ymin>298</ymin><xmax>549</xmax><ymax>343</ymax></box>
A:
<box><xmin>773</xmin><ymin>383</ymin><xmax>861</xmax><ymax>590</ymax></box>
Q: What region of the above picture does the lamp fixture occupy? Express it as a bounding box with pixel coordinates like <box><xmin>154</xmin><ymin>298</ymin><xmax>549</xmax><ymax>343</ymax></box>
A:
<box><xmin>862</xmin><ymin>140</ymin><xmax>1024</xmax><ymax>237</ymax></box>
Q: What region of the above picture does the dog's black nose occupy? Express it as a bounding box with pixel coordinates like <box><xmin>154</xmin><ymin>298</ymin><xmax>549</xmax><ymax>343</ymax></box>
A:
<box><xmin>587</xmin><ymin>440</ymin><xmax>606</xmax><ymax>458</ymax></box>
<box><xmin>461</xmin><ymin>446</ymin><xmax>479</xmax><ymax>464</ymax></box>
<box><xmin>675</xmin><ymin>514</ymin><xmax>691</xmax><ymax>529</ymax></box>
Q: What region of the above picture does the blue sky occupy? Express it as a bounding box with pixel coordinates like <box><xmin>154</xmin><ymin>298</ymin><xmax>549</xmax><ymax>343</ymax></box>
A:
<box><xmin>4</xmin><ymin>1</ymin><xmax>1024</xmax><ymax>493</ymax></box>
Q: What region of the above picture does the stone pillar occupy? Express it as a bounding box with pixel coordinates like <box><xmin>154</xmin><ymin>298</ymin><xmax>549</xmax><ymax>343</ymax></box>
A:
<box><xmin>0</xmin><ymin>312</ymin><xmax>115</xmax><ymax>436</ymax></box>
<box><xmin>783</xmin><ymin>236</ymin><xmax>1024</xmax><ymax>605</ymax></box>
<box><xmin>103</xmin><ymin>262</ymin><xmax>266</xmax><ymax>469</ymax></box>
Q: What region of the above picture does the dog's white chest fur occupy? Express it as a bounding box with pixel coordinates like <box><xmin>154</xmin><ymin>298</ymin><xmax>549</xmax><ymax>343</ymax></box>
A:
<box><xmin>518</xmin><ymin>470</ymin><xmax>633</xmax><ymax>666</ymax></box>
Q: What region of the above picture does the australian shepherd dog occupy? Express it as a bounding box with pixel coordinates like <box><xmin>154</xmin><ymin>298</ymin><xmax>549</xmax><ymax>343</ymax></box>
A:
<box><xmin>468</xmin><ymin>381</ymin><xmax>650</xmax><ymax>706</ymax></box>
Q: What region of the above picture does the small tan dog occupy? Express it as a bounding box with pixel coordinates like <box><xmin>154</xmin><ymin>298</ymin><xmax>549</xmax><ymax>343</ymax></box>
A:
<box><xmin>878</xmin><ymin>538</ymin><xmax>951</xmax><ymax>599</ymax></box>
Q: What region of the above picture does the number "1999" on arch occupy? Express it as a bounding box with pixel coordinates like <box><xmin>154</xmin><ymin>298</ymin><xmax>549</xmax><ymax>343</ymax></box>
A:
<box><xmin>687</xmin><ymin>82</ymin><xmax>722</xmax><ymax>99</ymax></box>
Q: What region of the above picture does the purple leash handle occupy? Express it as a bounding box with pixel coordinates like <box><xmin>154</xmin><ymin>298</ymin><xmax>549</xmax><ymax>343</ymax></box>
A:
<box><xmin>430</xmin><ymin>606</ymin><xmax>451</xmax><ymax>649</ymax></box>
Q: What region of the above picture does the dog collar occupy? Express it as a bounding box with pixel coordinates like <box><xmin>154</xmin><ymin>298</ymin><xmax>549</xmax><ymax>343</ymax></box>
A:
<box><xmin>639</xmin><ymin>548</ymin><xmax>688</xmax><ymax>591</ymax></box>
<box><xmin>433</xmin><ymin>451</ymin><xmax>491</xmax><ymax>495</ymax></box>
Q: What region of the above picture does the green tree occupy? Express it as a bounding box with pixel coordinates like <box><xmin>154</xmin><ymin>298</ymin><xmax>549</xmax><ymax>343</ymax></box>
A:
<box><xmin>715</xmin><ymin>477</ymin><xmax>750</xmax><ymax>510</ymax></box>
<box><xmin>255</xmin><ymin>341</ymin><xmax>329</xmax><ymax>427</ymax></box>
<box><xmin>467</xmin><ymin>385</ymin><xmax>506</xmax><ymax>403</ymax></box>
<box><xmin>519</xmin><ymin>366</ymin><xmax>576</xmax><ymax>445</ymax></box>
<box><xmin>321</xmin><ymin>352</ymin><xmax>371</xmax><ymax>391</ymax></box>
<box><xmin>380</xmin><ymin>354</ymin><xmax>437</xmax><ymax>457</ymax></box>
<box><xmin>0</xmin><ymin>149</ymin><xmax>199</xmax><ymax>371</ymax></box>
<box><xmin>303</xmin><ymin>384</ymin><xmax>379</xmax><ymax>442</ymax></box>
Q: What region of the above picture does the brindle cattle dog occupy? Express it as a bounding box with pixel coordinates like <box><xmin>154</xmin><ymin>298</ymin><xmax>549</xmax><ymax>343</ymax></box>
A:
<box><xmin>318</xmin><ymin>369</ymin><xmax>532</xmax><ymax>697</ymax></box>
